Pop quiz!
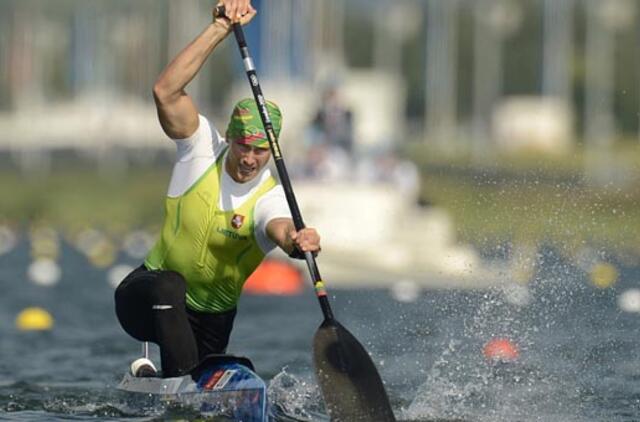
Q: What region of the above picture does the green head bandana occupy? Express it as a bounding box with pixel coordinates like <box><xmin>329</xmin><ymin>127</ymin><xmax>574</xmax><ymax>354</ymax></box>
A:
<box><xmin>226</xmin><ymin>98</ymin><xmax>282</xmax><ymax>149</ymax></box>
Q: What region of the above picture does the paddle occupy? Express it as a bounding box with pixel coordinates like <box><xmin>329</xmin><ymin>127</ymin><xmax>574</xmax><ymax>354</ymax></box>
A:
<box><xmin>215</xmin><ymin>6</ymin><xmax>396</xmax><ymax>421</ymax></box>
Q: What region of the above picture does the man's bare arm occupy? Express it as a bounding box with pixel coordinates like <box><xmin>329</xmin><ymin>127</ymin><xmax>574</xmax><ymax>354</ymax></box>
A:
<box><xmin>153</xmin><ymin>1</ymin><xmax>255</xmax><ymax>139</ymax></box>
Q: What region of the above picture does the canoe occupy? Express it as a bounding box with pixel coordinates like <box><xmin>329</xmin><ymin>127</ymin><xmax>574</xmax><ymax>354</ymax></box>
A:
<box><xmin>118</xmin><ymin>354</ymin><xmax>268</xmax><ymax>422</ymax></box>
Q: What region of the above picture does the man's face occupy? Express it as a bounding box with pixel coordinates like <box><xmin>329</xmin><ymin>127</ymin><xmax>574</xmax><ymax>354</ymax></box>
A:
<box><xmin>226</xmin><ymin>140</ymin><xmax>271</xmax><ymax>183</ymax></box>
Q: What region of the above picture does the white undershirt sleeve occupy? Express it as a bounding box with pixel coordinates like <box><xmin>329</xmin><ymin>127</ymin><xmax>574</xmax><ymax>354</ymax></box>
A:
<box><xmin>254</xmin><ymin>185</ymin><xmax>292</xmax><ymax>254</ymax></box>
<box><xmin>167</xmin><ymin>115</ymin><xmax>226</xmax><ymax>197</ymax></box>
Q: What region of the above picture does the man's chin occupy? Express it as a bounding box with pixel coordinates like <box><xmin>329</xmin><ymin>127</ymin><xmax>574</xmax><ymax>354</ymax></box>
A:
<box><xmin>237</xmin><ymin>171</ymin><xmax>256</xmax><ymax>182</ymax></box>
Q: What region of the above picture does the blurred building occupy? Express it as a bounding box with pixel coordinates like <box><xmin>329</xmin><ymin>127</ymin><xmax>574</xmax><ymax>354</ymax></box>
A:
<box><xmin>0</xmin><ymin>0</ymin><xmax>638</xmax><ymax>168</ymax></box>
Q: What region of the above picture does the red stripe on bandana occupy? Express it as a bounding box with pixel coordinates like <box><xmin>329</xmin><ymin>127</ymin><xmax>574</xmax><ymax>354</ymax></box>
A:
<box><xmin>235</xmin><ymin>133</ymin><xmax>266</xmax><ymax>144</ymax></box>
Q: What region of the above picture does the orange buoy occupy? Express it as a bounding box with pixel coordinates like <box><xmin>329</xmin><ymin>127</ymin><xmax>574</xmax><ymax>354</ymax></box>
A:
<box><xmin>244</xmin><ymin>259</ymin><xmax>303</xmax><ymax>296</ymax></box>
<box><xmin>483</xmin><ymin>338</ymin><xmax>519</xmax><ymax>362</ymax></box>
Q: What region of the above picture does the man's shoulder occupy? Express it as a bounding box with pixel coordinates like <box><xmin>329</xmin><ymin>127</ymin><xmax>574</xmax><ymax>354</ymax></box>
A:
<box><xmin>174</xmin><ymin>114</ymin><xmax>227</xmax><ymax>162</ymax></box>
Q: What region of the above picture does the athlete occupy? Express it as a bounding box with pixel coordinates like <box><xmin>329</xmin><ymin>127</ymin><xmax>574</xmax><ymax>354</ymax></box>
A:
<box><xmin>114</xmin><ymin>0</ymin><xmax>321</xmax><ymax>378</ymax></box>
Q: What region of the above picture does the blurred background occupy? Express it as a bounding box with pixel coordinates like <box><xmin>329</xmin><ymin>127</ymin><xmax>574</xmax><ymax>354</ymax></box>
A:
<box><xmin>0</xmin><ymin>0</ymin><xmax>638</xmax><ymax>285</ymax></box>
<box><xmin>1</xmin><ymin>0</ymin><xmax>640</xmax><ymax>420</ymax></box>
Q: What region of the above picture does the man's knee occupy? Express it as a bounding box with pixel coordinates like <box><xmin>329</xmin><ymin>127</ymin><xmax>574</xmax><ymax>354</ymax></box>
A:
<box><xmin>150</xmin><ymin>271</ymin><xmax>187</xmax><ymax>305</ymax></box>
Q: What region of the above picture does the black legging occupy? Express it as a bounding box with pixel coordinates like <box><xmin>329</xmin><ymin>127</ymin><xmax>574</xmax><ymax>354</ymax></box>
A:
<box><xmin>114</xmin><ymin>265</ymin><xmax>237</xmax><ymax>377</ymax></box>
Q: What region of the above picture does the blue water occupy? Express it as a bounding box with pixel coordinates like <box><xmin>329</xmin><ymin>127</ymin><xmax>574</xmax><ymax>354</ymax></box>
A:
<box><xmin>1</xmin><ymin>236</ymin><xmax>640</xmax><ymax>421</ymax></box>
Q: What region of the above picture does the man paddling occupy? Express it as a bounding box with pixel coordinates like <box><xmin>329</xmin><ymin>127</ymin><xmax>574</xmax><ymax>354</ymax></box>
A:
<box><xmin>114</xmin><ymin>0</ymin><xmax>321</xmax><ymax>378</ymax></box>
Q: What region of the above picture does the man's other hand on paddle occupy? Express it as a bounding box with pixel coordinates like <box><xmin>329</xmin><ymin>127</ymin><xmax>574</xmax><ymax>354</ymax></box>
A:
<box><xmin>266</xmin><ymin>219</ymin><xmax>321</xmax><ymax>259</ymax></box>
<box><xmin>290</xmin><ymin>227</ymin><xmax>321</xmax><ymax>256</ymax></box>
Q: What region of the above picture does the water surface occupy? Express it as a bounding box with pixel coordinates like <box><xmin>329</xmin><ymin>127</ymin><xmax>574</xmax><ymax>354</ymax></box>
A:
<box><xmin>1</xmin><ymin>239</ymin><xmax>639</xmax><ymax>421</ymax></box>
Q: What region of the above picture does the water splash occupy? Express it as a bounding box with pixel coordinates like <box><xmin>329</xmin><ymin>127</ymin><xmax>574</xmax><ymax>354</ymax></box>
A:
<box><xmin>402</xmin><ymin>338</ymin><xmax>583</xmax><ymax>422</ymax></box>
<box><xmin>267</xmin><ymin>368</ymin><xmax>328</xmax><ymax>421</ymax></box>
<box><xmin>399</xmin><ymin>246</ymin><xmax>605</xmax><ymax>422</ymax></box>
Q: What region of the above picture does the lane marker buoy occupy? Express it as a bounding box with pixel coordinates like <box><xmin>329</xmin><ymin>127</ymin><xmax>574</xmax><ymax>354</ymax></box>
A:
<box><xmin>589</xmin><ymin>262</ymin><xmax>617</xmax><ymax>289</ymax></box>
<box><xmin>27</xmin><ymin>258</ymin><xmax>61</xmax><ymax>286</ymax></box>
<box><xmin>107</xmin><ymin>264</ymin><xmax>134</xmax><ymax>288</ymax></box>
<box><xmin>390</xmin><ymin>279</ymin><xmax>421</xmax><ymax>303</ymax></box>
<box><xmin>618</xmin><ymin>289</ymin><xmax>640</xmax><ymax>313</ymax></box>
<box><xmin>483</xmin><ymin>338</ymin><xmax>519</xmax><ymax>362</ymax></box>
<box><xmin>16</xmin><ymin>307</ymin><xmax>54</xmax><ymax>331</ymax></box>
<box><xmin>244</xmin><ymin>260</ymin><xmax>303</xmax><ymax>295</ymax></box>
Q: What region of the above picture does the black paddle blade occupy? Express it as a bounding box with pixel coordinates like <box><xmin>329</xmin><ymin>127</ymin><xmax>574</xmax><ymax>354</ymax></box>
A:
<box><xmin>313</xmin><ymin>319</ymin><xmax>396</xmax><ymax>422</ymax></box>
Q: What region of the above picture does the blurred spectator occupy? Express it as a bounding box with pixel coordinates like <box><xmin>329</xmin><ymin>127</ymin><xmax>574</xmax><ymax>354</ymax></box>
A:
<box><xmin>304</xmin><ymin>85</ymin><xmax>354</xmax><ymax>179</ymax></box>
<box><xmin>312</xmin><ymin>86</ymin><xmax>354</xmax><ymax>154</ymax></box>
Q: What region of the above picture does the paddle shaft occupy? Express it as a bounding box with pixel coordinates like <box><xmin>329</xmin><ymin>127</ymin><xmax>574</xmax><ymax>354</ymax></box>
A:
<box><xmin>225</xmin><ymin>15</ymin><xmax>334</xmax><ymax>322</ymax></box>
<box><xmin>218</xmin><ymin>12</ymin><xmax>396</xmax><ymax>420</ymax></box>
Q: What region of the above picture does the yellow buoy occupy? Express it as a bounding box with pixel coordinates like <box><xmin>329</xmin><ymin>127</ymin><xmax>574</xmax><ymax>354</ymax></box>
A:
<box><xmin>589</xmin><ymin>262</ymin><xmax>618</xmax><ymax>289</ymax></box>
<box><xmin>16</xmin><ymin>307</ymin><xmax>54</xmax><ymax>331</ymax></box>
<box><xmin>87</xmin><ymin>240</ymin><xmax>117</xmax><ymax>269</ymax></box>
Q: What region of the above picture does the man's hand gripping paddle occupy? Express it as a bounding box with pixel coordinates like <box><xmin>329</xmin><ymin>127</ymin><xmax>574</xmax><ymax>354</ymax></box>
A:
<box><xmin>215</xmin><ymin>5</ymin><xmax>396</xmax><ymax>421</ymax></box>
